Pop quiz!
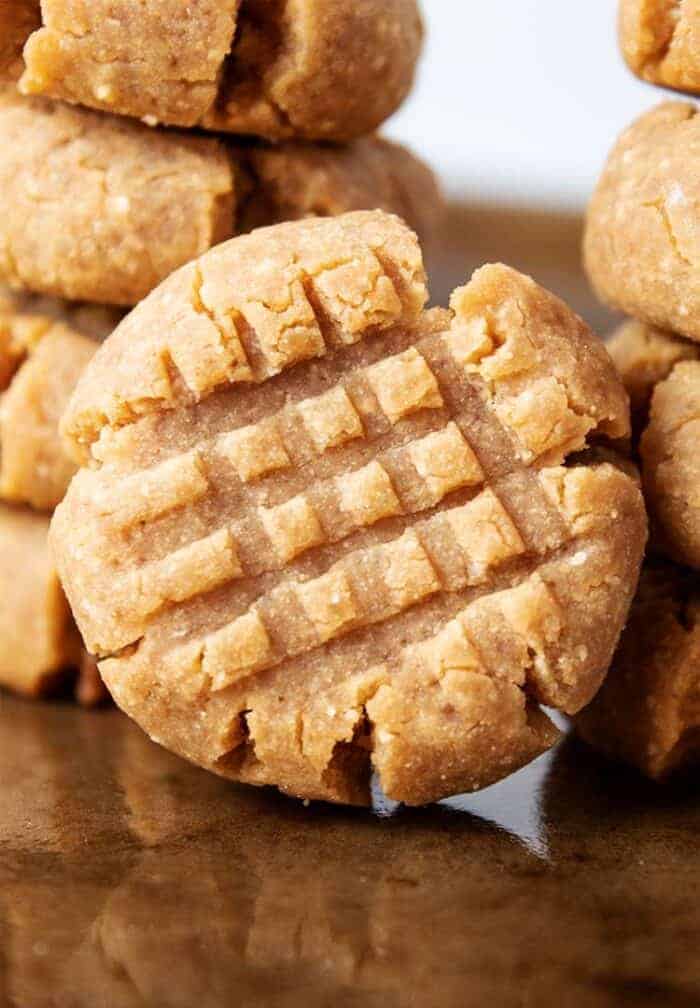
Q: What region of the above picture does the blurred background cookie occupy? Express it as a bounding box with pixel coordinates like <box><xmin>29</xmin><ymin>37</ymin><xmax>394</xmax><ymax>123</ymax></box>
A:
<box><xmin>578</xmin><ymin>562</ymin><xmax>700</xmax><ymax>780</ymax></box>
<box><xmin>605</xmin><ymin>319</ymin><xmax>700</xmax><ymax>569</ymax></box>
<box><xmin>642</xmin><ymin>360</ymin><xmax>700</xmax><ymax>568</ymax></box>
<box><xmin>606</xmin><ymin>319</ymin><xmax>700</xmax><ymax>434</ymax></box>
<box><xmin>619</xmin><ymin>0</ymin><xmax>700</xmax><ymax>95</ymax></box>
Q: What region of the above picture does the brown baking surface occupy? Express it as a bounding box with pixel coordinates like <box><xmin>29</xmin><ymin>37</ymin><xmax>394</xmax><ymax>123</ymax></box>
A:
<box><xmin>0</xmin><ymin>696</ymin><xmax>698</xmax><ymax>1007</ymax></box>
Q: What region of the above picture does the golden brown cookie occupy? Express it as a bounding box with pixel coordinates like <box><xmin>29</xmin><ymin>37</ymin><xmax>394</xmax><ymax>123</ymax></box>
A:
<box><xmin>585</xmin><ymin>102</ymin><xmax>700</xmax><ymax>343</ymax></box>
<box><xmin>619</xmin><ymin>0</ymin><xmax>700</xmax><ymax>94</ymax></box>
<box><xmin>0</xmin><ymin>505</ymin><xmax>80</xmax><ymax>697</ymax></box>
<box><xmin>51</xmin><ymin>211</ymin><xmax>645</xmax><ymax>806</ymax></box>
<box><xmin>12</xmin><ymin>0</ymin><xmax>422</xmax><ymax>142</ymax></box>
<box><xmin>605</xmin><ymin>320</ymin><xmax>700</xmax><ymax>568</ymax></box>
<box><xmin>578</xmin><ymin>563</ymin><xmax>700</xmax><ymax>780</ymax></box>
<box><xmin>0</xmin><ymin>305</ymin><xmax>103</xmax><ymax>510</ymax></box>
<box><xmin>0</xmin><ymin>92</ymin><xmax>441</xmax><ymax>306</ymax></box>
<box><xmin>607</xmin><ymin>318</ymin><xmax>699</xmax><ymax>428</ymax></box>
<box><xmin>641</xmin><ymin>359</ymin><xmax>700</xmax><ymax>567</ymax></box>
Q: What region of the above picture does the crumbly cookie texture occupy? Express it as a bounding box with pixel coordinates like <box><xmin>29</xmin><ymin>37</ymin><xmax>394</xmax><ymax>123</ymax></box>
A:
<box><xmin>607</xmin><ymin>318</ymin><xmax>699</xmax><ymax>428</ymax></box>
<box><xmin>0</xmin><ymin>505</ymin><xmax>80</xmax><ymax>697</ymax></box>
<box><xmin>0</xmin><ymin>306</ymin><xmax>102</xmax><ymax>510</ymax></box>
<box><xmin>578</xmin><ymin>563</ymin><xmax>700</xmax><ymax>780</ymax></box>
<box><xmin>14</xmin><ymin>0</ymin><xmax>422</xmax><ymax>142</ymax></box>
<box><xmin>0</xmin><ymin>0</ymin><xmax>40</xmax><ymax>81</ymax></box>
<box><xmin>0</xmin><ymin>92</ymin><xmax>441</xmax><ymax>306</ymax></box>
<box><xmin>585</xmin><ymin>102</ymin><xmax>700</xmax><ymax>343</ymax></box>
<box><xmin>619</xmin><ymin>0</ymin><xmax>700</xmax><ymax>94</ymax></box>
<box><xmin>52</xmin><ymin>211</ymin><xmax>645</xmax><ymax>807</ymax></box>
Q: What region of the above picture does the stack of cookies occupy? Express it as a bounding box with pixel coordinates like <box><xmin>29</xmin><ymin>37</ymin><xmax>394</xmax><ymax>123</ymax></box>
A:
<box><xmin>0</xmin><ymin>0</ymin><xmax>441</xmax><ymax>703</ymax></box>
<box><xmin>0</xmin><ymin>3</ymin><xmax>667</xmax><ymax>807</ymax></box>
<box><xmin>579</xmin><ymin>0</ymin><xmax>700</xmax><ymax>781</ymax></box>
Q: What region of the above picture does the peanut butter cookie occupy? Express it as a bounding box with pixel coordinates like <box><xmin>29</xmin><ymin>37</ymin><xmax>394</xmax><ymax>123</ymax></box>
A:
<box><xmin>11</xmin><ymin>0</ymin><xmax>422</xmax><ymax>142</ymax></box>
<box><xmin>0</xmin><ymin>306</ymin><xmax>103</xmax><ymax>510</ymax></box>
<box><xmin>606</xmin><ymin>320</ymin><xmax>700</xmax><ymax>568</ymax></box>
<box><xmin>0</xmin><ymin>505</ymin><xmax>80</xmax><ymax>697</ymax></box>
<box><xmin>619</xmin><ymin>0</ymin><xmax>700</xmax><ymax>95</ymax></box>
<box><xmin>585</xmin><ymin>102</ymin><xmax>700</xmax><ymax>342</ymax></box>
<box><xmin>0</xmin><ymin>0</ymin><xmax>40</xmax><ymax>82</ymax></box>
<box><xmin>578</xmin><ymin>563</ymin><xmax>700</xmax><ymax>780</ymax></box>
<box><xmin>52</xmin><ymin>211</ymin><xmax>646</xmax><ymax>806</ymax></box>
<box><xmin>607</xmin><ymin>318</ymin><xmax>699</xmax><ymax>429</ymax></box>
<box><xmin>0</xmin><ymin>92</ymin><xmax>441</xmax><ymax>306</ymax></box>
<box><xmin>641</xmin><ymin>359</ymin><xmax>700</xmax><ymax>567</ymax></box>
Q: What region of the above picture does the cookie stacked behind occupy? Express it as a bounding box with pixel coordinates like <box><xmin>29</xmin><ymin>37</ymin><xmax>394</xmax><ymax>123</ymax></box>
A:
<box><xmin>4</xmin><ymin>0</ymin><xmax>423</xmax><ymax>142</ymax></box>
<box><xmin>0</xmin><ymin>292</ymin><xmax>121</xmax><ymax>700</ymax></box>
<box><xmin>580</xmin><ymin>7</ymin><xmax>700</xmax><ymax>777</ymax></box>
<box><xmin>0</xmin><ymin>2</ymin><xmax>440</xmax><ymax>706</ymax></box>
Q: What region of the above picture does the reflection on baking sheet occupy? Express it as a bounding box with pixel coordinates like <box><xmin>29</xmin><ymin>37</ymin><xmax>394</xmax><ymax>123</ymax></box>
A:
<box><xmin>1</xmin><ymin>698</ymin><xmax>699</xmax><ymax>1007</ymax></box>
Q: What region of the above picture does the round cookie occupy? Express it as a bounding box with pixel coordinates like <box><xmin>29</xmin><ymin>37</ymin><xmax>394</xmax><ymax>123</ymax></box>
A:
<box><xmin>0</xmin><ymin>301</ymin><xmax>113</xmax><ymax>510</ymax></box>
<box><xmin>619</xmin><ymin>0</ymin><xmax>700</xmax><ymax>94</ymax></box>
<box><xmin>585</xmin><ymin>102</ymin><xmax>700</xmax><ymax>343</ymax></box>
<box><xmin>0</xmin><ymin>92</ymin><xmax>442</xmax><ymax>306</ymax></box>
<box><xmin>51</xmin><ymin>211</ymin><xmax>646</xmax><ymax>807</ymax></box>
<box><xmin>12</xmin><ymin>0</ymin><xmax>423</xmax><ymax>142</ymax></box>
<box><xmin>578</xmin><ymin>563</ymin><xmax>700</xmax><ymax>780</ymax></box>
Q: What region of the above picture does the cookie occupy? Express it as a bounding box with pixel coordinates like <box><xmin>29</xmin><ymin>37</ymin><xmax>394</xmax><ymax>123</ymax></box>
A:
<box><xmin>607</xmin><ymin>318</ymin><xmax>699</xmax><ymax>430</ymax></box>
<box><xmin>51</xmin><ymin>211</ymin><xmax>645</xmax><ymax>806</ymax></box>
<box><xmin>0</xmin><ymin>92</ymin><xmax>441</xmax><ymax>306</ymax></box>
<box><xmin>0</xmin><ymin>505</ymin><xmax>80</xmax><ymax>697</ymax></box>
<box><xmin>578</xmin><ymin>563</ymin><xmax>700</xmax><ymax>779</ymax></box>
<box><xmin>585</xmin><ymin>103</ymin><xmax>700</xmax><ymax>343</ymax></box>
<box><xmin>605</xmin><ymin>320</ymin><xmax>700</xmax><ymax>568</ymax></box>
<box><xmin>0</xmin><ymin>306</ymin><xmax>102</xmax><ymax>510</ymax></box>
<box><xmin>0</xmin><ymin>283</ymin><xmax>123</xmax><ymax>340</ymax></box>
<box><xmin>619</xmin><ymin>0</ymin><xmax>700</xmax><ymax>94</ymax></box>
<box><xmin>641</xmin><ymin>359</ymin><xmax>700</xmax><ymax>567</ymax></box>
<box><xmin>11</xmin><ymin>0</ymin><xmax>422</xmax><ymax>142</ymax></box>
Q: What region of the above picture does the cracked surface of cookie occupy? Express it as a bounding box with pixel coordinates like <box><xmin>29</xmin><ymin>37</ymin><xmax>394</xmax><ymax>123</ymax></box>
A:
<box><xmin>585</xmin><ymin>102</ymin><xmax>700</xmax><ymax>343</ymax></box>
<box><xmin>0</xmin><ymin>92</ymin><xmax>441</xmax><ymax>306</ymax></box>
<box><xmin>641</xmin><ymin>359</ymin><xmax>700</xmax><ymax>567</ymax></box>
<box><xmin>0</xmin><ymin>505</ymin><xmax>81</xmax><ymax>697</ymax></box>
<box><xmin>619</xmin><ymin>0</ymin><xmax>700</xmax><ymax>94</ymax></box>
<box><xmin>0</xmin><ymin>305</ymin><xmax>102</xmax><ymax>510</ymax></box>
<box><xmin>578</xmin><ymin>563</ymin><xmax>700</xmax><ymax>779</ymax></box>
<box><xmin>51</xmin><ymin>211</ymin><xmax>645</xmax><ymax>806</ymax></box>
<box><xmin>14</xmin><ymin>0</ymin><xmax>422</xmax><ymax>142</ymax></box>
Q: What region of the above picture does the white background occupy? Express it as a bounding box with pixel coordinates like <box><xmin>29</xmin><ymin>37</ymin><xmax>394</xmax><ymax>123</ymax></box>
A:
<box><xmin>384</xmin><ymin>2</ymin><xmax>671</xmax><ymax>328</ymax></box>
